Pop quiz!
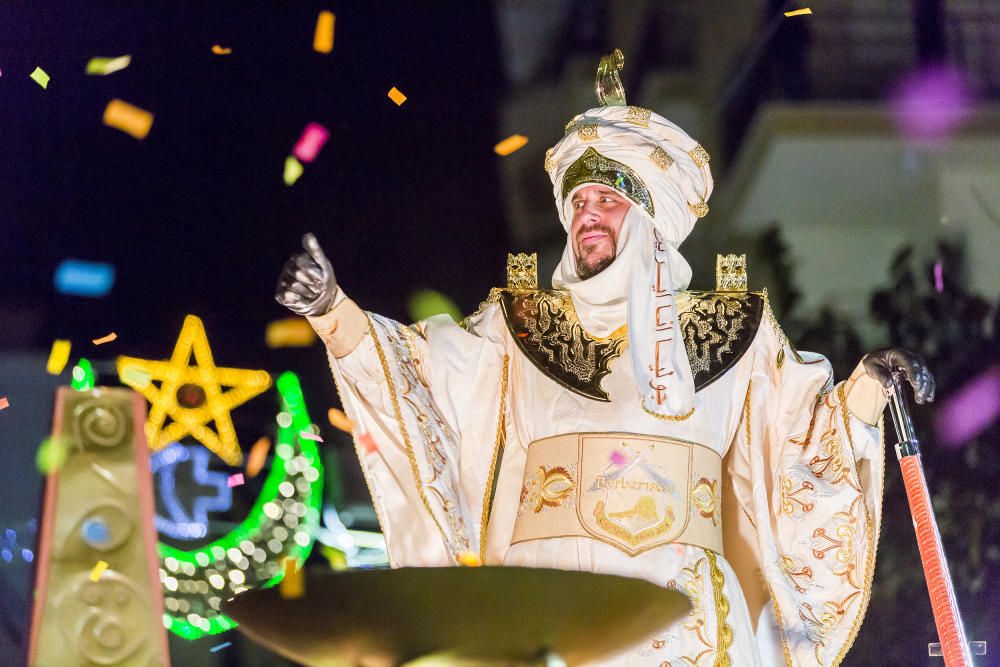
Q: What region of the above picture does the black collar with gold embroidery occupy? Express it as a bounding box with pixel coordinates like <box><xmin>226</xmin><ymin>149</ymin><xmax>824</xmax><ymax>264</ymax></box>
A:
<box><xmin>494</xmin><ymin>289</ymin><xmax>763</xmax><ymax>401</ymax></box>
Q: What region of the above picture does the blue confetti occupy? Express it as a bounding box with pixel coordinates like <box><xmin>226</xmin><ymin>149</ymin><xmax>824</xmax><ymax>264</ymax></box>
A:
<box><xmin>54</xmin><ymin>259</ymin><xmax>116</xmax><ymax>297</ymax></box>
<box><xmin>209</xmin><ymin>642</ymin><xmax>232</xmax><ymax>653</ymax></box>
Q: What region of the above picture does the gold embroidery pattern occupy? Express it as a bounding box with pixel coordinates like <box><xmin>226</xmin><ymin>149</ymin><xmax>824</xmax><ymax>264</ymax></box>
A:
<box><xmin>689</xmin><ymin>199</ymin><xmax>710</xmax><ymax>219</ymax></box>
<box><xmin>577</xmin><ymin>123</ymin><xmax>600</xmax><ymax>141</ymax></box>
<box><xmin>593</xmin><ymin>499</ymin><xmax>674</xmax><ymax>547</ymax></box>
<box><xmin>479</xmin><ymin>355</ymin><xmax>509</xmax><ymax>562</ymax></box>
<box><xmin>521</xmin><ymin>465</ymin><xmax>576</xmax><ymax>513</ymax></box>
<box><xmin>706</xmin><ymin>550</ymin><xmax>733</xmax><ymax>667</ymax></box>
<box><xmin>779</xmin><ymin>555</ymin><xmax>814</xmax><ymax>593</ymax></box>
<box><xmin>626</xmin><ymin>105</ymin><xmax>652</xmax><ymax>127</ymax></box>
<box><xmin>780</xmin><ymin>475</ymin><xmax>816</xmax><ymax>516</ymax></box>
<box><xmin>676</xmin><ymin>292</ymin><xmax>761</xmax><ymax>387</ymax></box>
<box><xmin>669</xmin><ymin>557</ymin><xmax>714</xmax><ymax>664</ymax></box>
<box><xmin>650</xmin><ymin>145</ymin><xmax>674</xmax><ymax>170</ymax></box>
<box><xmin>691</xmin><ymin>477</ymin><xmax>721</xmax><ymax>526</ymax></box>
<box><xmin>544</xmin><ymin>147</ymin><xmax>558</xmax><ymax>174</ymax></box>
<box><xmin>689</xmin><ymin>144</ymin><xmax>710</xmax><ymax>167</ymax></box>
<box><xmin>561</xmin><ymin>147</ymin><xmax>655</xmax><ymax>218</ymax></box>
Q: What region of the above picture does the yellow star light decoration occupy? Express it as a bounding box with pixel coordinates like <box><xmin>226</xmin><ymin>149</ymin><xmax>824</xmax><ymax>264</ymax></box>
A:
<box><xmin>117</xmin><ymin>314</ymin><xmax>271</xmax><ymax>466</ymax></box>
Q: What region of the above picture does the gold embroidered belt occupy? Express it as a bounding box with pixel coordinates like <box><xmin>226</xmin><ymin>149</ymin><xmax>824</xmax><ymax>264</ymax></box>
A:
<box><xmin>511</xmin><ymin>432</ymin><xmax>723</xmax><ymax>557</ymax></box>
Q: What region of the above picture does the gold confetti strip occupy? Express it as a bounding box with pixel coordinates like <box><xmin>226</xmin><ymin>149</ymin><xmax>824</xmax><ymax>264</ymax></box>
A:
<box><xmin>103</xmin><ymin>99</ymin><xmax>154</xmax><ymax>140</ymax></box>
<box><xmin>457</xmin><ymin>551</ymin><xmax>482</xmax><ymax>567</ymax></box>
<box><xmin>327</xmin><ymin>407</ymin><xmax>355</xmax><ymax>434</ymax></box>
<box><xmin>283</xmin><ymin>156</ymin><xmax>304</xmax><ymax>186</ymax></box>
<box><xmin>313</xmin><ymin>11</ymin><xmax>335</xmax><ymax>53</ymax></box>
<box><xmin>280</xmin><ymin>557</ymin><xmax>304</xmax><ymax>599</ymax></box>
<box><xmin>784</xmin><ymin>8</ymin><xmax>812</xmax><ymax>16</ymax></box>
<box><xmin>387</xmin><ymin>87</ymin><xmax>407</xmax><ymax>106</ymax></box>
<box><xmin>246</xmin><ymin>436</ymin><xmax>271</xmax><ymax>478</ymax></box>
<box><xmin>92</xmin><ymin>332</ymin><xmax>118</xmax><ymax>345</ymax></box>
<box><xmin>265</xmin><ymin>318</ymin><xmax>316</xmax><ymax>348</ymax></box>
<box><xmin>119</xmin><ymin>365</ymin><xmax>152</xmax><ymax>389</ymax></box>
<box><xmin>46</xmin><ymin>340</ymin><xmax>71</xmax><ymax>375</ymax></box>
<box><xmin>494</xmin><ymin>134</ymin><xmax>529</xmax><ymax>156</ymax></box>
<box><xmin>321</xmin><ymin>545</ymin><xmax>348</xmax><ymax>571</ymax></box>
<box><xmin>30</xmin><ymin>67</ymin><xmax>50</xmax><ymax>89</ymax></box>
<box><xmin>86</xmin><ymin>55</ymin><xmax>131</xmax><ymax>76</ymax></box>
<box><xmin>211</xmin><ymin>45</ymin><xmax>233</xmax><ymax>55</ymax></box>
<box><xmin>90</xmin><ymin>560</ymin><xmax>109</xmax><ymax>582</ymax></box>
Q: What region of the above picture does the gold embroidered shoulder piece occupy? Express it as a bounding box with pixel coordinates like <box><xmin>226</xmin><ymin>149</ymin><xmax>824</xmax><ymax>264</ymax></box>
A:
<box><xmin>487</xmin><ymin>289</ymin><xmax>763</xmax><ymax>401</ymax></box>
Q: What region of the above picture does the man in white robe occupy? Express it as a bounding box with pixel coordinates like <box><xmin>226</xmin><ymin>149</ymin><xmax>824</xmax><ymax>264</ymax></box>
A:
<box><xmin>275</xmin><ymin>67</ymin><xmax>933</xmax><ymax>666</ymax></box>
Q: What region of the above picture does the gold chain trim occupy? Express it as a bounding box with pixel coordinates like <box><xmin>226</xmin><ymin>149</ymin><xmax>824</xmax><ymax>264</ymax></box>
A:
<box><xmin>640</xmin><ymin>401</ymin><xmax>695</xmax><ymax>421</ymax></box>
<box><xmin>706</xmin><ymin>549</ymin><xmax>733</xmax><ymax>666</ymax></box>
<box><xmin>479</xmin><ymin>355</ymin><xmax>509</xmax><ymax>562</ymax></box>
<box><xmin>366</xmin><ymin>316</ymin><xmax>455</xmax><ymax>560</ymax></box>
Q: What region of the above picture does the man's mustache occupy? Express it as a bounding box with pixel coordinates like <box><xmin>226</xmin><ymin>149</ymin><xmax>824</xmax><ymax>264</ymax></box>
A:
<box><xmin>576</xmin><ymin>223</ymin><xmax>614</xmax><ymax>244</ymax></box>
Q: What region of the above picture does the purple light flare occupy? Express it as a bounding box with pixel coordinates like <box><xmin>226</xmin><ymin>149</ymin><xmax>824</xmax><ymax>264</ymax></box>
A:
<box><xmin>935</xmin><ymin>365</ymin><xmax>1000</xmax><ymax>447</ymax></box>
<box><xmin>889</xmin><ymin>63</ymin><xmax>973</xmax><ymax>144</ymax></box>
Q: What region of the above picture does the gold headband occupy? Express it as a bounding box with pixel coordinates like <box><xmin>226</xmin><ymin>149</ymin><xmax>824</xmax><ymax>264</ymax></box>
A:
<box><xmin>561</xmin><ymin>147</ymin><xmax>655</xmax><ymax>218</ymax></box>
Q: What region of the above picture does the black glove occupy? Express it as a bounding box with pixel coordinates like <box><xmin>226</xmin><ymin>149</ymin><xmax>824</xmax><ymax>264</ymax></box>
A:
<box><xmin>861</xmin><ymin>347</ymin><xmax>935</xmax><ymax>404</ymax></box>
<box><xmin>275</xmin><ymin>233</ymin><xmax>338</xmax><ymax>317</ymax></box>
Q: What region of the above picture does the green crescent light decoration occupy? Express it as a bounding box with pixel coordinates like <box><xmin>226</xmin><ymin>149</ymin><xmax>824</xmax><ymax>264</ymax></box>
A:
<box><xmin>158</xmin><ymin>371</ymin><xmax>324</xmax><ymax>639</ymax></box>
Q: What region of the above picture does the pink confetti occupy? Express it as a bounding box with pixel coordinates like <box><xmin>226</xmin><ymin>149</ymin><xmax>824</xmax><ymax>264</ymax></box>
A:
<box><xmin>299</xmin><ymin>430</ymin><xmax>323</xmax><ymax>442</ymax></box>
<box><xmin>933</xmin><ymin>261</ymin><xmax>944</xmax><ymax>293</ymax></box>
<box><xmin>227</xmin><ymin>473</ymin><xmax>244</xmax><ymax>487</ymax></box>
<box><xmin>359</xmin><ymin>431</ymin><xmax>378</xmax><ymax>454</ymax></box>
<box><xmin>936</xmin><ymin>365</ymin><xmax>1000</xmax><ymax>447</ymax></box>
<box><xmin>610</xmin><ymin>450</ymin><xmax>627</xmax><ymax>466</ymax></box>
<box><xmin>292</xmin><ymin>122</ymin><xmax>330</xmax><ymax>164</ymax></box>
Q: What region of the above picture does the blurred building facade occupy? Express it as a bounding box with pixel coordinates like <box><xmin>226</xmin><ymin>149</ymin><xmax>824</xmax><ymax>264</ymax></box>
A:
<box><xmin>493</xmin><ymin>0</ymin><xmax>1000</xmax><ymax>344</ymax></box>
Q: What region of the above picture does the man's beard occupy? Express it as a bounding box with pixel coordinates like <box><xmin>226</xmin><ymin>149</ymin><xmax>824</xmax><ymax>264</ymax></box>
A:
<box><xmin>575</xmin><ymin>224</ymin><xmax>617</xmax><ymax>280</ymax></box>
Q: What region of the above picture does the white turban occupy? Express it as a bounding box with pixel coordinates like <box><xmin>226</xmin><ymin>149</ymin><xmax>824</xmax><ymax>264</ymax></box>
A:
<box><xmin>546</xmin><ymin>104</ymin><xmax>713</xmax><ymax>418</ymax></box>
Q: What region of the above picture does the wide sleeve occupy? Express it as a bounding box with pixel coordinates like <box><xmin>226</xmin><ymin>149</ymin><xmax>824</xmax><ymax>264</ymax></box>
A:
<box><xmin>308</xmin><ymin>292</ymin><xmax>509</xmax><ymax>568</ymax></box>
<box><xmin>726</xmin><ymin>305</ymin><xmax>886</xmax><ymax>666</ymax></box>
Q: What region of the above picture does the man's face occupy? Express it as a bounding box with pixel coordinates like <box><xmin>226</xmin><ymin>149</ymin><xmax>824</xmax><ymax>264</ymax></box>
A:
<box><xmin>570</xmin><ymin>185</ymin><xmax>630</xmax><ymax>280</ymax></box>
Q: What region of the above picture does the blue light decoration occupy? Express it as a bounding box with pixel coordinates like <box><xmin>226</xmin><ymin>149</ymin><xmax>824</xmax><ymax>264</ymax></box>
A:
<box><xmin>149</xmin><ymin>443</ymin><xmax>233</xmax><ymax>541</ymax></box>
<box><xmin>54</xmin><ymin>259</ymin><xmax>116</xmax><ymax>297</ymax></box>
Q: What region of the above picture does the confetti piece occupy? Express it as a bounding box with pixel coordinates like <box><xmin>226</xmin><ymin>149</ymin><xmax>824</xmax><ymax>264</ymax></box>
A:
<box><xmin>408</xmin><ymin>289</ymin><xmax>462</xmax><ymax>322</ymax></box>
<box><xmin>283</xmin><ymin>155</ymin><xmax>304</xmax><ymax>186</ymax></box>
<box><xmin>458</xmin><ymin>551</ymin><xmax>482</xmax><ymax>567</ymax></box>
<box><xmin>934</xmin><ymin>260</ymin><xmax>944</xmax><ymax>293</ymax></box>
<box><xmin>103</xmin><ymin>99</ymin><xmax>154</xmax><ymax>140</ymax></box>
<box><xmin>359</xmin><ymin>431</ymin><xmax>378</xmax><ymax>455</ymax></box>
<box><xmin>494</xmin><ymin>134</ymin><xmax>529</xmax><ymax>156</ymax></box>
<box><xmin>327</xmin><ymin>407</ymin><xmax>355</xmax><ymax>434</ymax></box>
<box><xmin>92</xmin><ymin>332</ymin><xmax>118</xmax><ymax>345</ymax></box>
<box><xmin>36</xmin><ymin>437</ymin><xmax>68</xmax><ymax>474</ymax></box>
<box><xmin>0</xmin><ymin>397</ymin><xmax>8</xmax><ymax>410</ymax></box>
<box><xmin>227</xmin><ymin>473</ymin><xmax>245</xmax><ymax>488</ymax></box>
<box><xmin>265</xmin><ymin>317</ymin><xmax>316</xmax><ymax>348</ymax></box>
<box><xmin>299</xmin><ymin>430</ymin><xmax>323</xmax><ymax>442</ymax></box>
<box><xmin>89</xmin><ymin>560</ymin><xmax>109</xmax><ymax>582</ymax></box>
<box><xmin>387</xmin><ymin>87</ymin><xmax>407</xmax><ymax>106</ymax></box>
<box><xmin>30</xmin><ymin>67</ymin><xmax>50</xmax><ymax>89</ymax></box>
<box><xmin>71</xmin><ymin>358</ymin><xmax>95</xmax><ymax>391</ymax></box>
<box><xmin>321</xmin><ymin>545</ymin><xmax>348</xmax><ymax>571</ymax></box>
<box><xmin>610</xmin><ymin>451</ymin><xmax>627</xmax><ymax>466</ymax></box>
<box><xmin>292</xmin><ymin>122</ymin><xmax>330</xmax><ymax>164</ymax></box>
<box><xmin>280</xmin><ymin>557</ymin><xmax>304</xmax><ymax>599</ymax></box>
<box><xmin>54</xmin><ymin>259</ymin><xmax>116</xmax><ymax>297</ymax></box>
<box><xmin>784</xmin><ymin>8</ymin><xmax>812</xmax><ymax>16</ymax></box>
<box><xmin>85</xmin><ymin>55</ymin><xmax>131</xmax><ymax>76</ymax></box>
<box><xmin>211</xmin><ymin>45</ymin><xmax>232</xmax><ymax>55</ymax></box>
<box><xmin>47</xmin><ymin>340</ymin><xmax>71</xmax><ymax>375</ymax></box>
<box><xmin>246</xmin><ymin>436</ymin><xmax>271</xmax><ymax>478</ymax></box>
<box><xmin>210</xmin><ymin>642</ymin><xmax>232</xmax><ymax>653</ymax></box>
<box><xmin>120</xmin><ymin>365</ymin><xmax>152</xmax><ymax>389</ymax></box>
<box><xmin>313</xmin><ymin>11</ymin><xmax>335</xmax><ymax>53</ymax></box>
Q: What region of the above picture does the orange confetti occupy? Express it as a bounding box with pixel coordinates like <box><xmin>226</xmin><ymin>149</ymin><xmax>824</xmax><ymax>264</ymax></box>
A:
<box><xmin>246</xmin><ymin>436</ymin><xmax>271</xmax><ymax>478</ymax></box>
<box><xmin>458</xmin><ymin>551</ymin><xmax>482</xmax><ymax>567</ymax></box>
<box><xmin>0</xmin><ymin>397</ymin><xmax>8</xmax><ymax>410</ymax></box>
<box><xmin>90</xmin><ymin>560</ymin><xmax>109</xmax><ymax>581</ymax></box>
<box><xmin>103</xmin><ymin>99</ymin><xmax>154</xmax><ymax>140</ymax></box>
<box><xmin>493</xmin><ymin>134</ymin><xmax>529</xmax><ymax>156</ymax></box>
<box><xmin>266</xmin><ymin>318</ymin><xmax>316</xmax><ymax>348</ymax></box>
<box><xmin>327</xmin><ymin>407</ymin><xmax>355</xmax><ymax>433</ymax></box>
<box><xmin>359</xmin><ymin>431</ymin><xmax>378</xmax><ymax>455</ymax></box>
<box><xmin>211</xmin><ymin>45</ymin><xmax>233</xmax><ymax>55</ymax></box>
<box><xmin>92</xmin><ymin>332</ymin><xmax>117</xmax><ymax>345</ymax></box>
<box><xmin>280</xmin><ymin>557</ymin><xmax>304</xmax><ymax>599</ymax></box>
<box><xmin>387</xmin><ymin>87</ymin><xmax>407</xmax><ymax>106</ymax></box>
<box><xmin>313</xmin><ymin>11</ymin><xmax>335</xmax><ymax>53</ymax></box>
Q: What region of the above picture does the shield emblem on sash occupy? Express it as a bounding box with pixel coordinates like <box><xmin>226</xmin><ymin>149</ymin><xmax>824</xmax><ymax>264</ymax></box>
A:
<box><xmin>577</xmin><ymin>435</ymin><xmax>692</xmax><ymax>556</ymax></box>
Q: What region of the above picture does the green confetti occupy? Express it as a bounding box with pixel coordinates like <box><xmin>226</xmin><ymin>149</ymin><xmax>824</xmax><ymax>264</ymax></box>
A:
<box><xmin>36</xmin><ymin>437</ymin><xmax>68</xmax><ymax>475</ymax></box>
<box><xmin>85</xmin><ymin>55</ymin><xmax>131</xmax><ymax>76</ymax></box>
<box><xmin>408</xmin><ymin>289</ymin><xmax>463</xmax><ymax>323</ymax></box>
<box><xmin>30</xmin><ymin>66</ymin><xmax>50</xmax><ymax>89</ymax></box>
<box><xmin>71</xmin><ymin>358</ymin><xmax>95</xmax><ymax>391</ymax></box>
<box><xmin>283</xmin><ymin>156</ymin><xmax>303</xmax><ymax>186</ymax></box>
